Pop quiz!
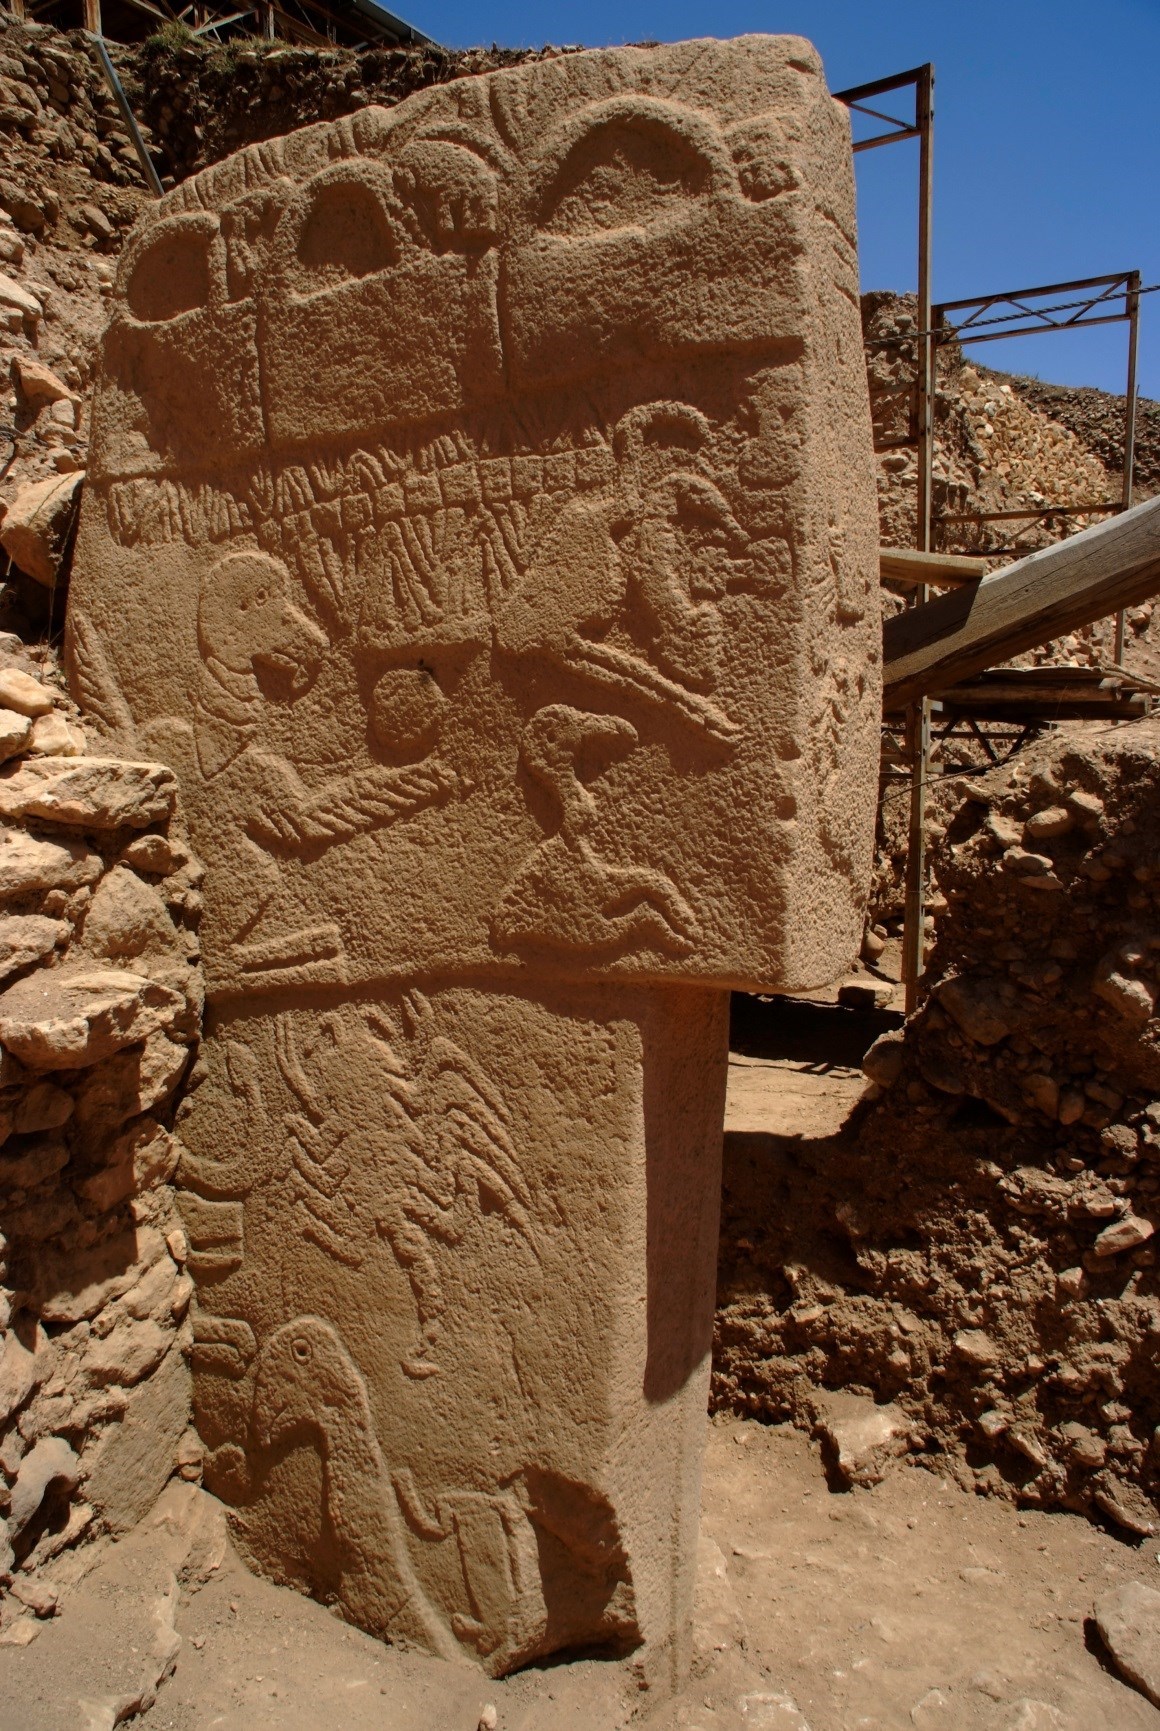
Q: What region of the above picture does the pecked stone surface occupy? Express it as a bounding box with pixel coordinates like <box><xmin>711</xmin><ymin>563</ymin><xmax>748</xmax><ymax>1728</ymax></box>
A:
<box><xmin>66</xmin><ymin>36</ymin><xmax>880</xmax><ymax>1686</ymax></box>
<box><xmin>68</xmin><ymin>34</ymin><xmax>880</xmax><ymax>1000</ymax></box>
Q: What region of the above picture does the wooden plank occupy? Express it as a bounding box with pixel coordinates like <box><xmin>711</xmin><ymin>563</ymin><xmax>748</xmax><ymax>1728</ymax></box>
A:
<box><xmin>937</xmin><ymin>696</ymin><xmax>1149</xmax><ymax>722</ymax></box>
<box><xmin>880</xmin><ymin>546</ymin><xmax>989</xmax><ymax>588</ymax></box>
<box><xmin>941</xmin><ymin>681</ymin><xmax>1123</xmax><ymax>705</ymax></box>
<box><xmin>883</xmin><ymin>497</ymin><xmax>1160</xmax><ymax>710</ymax></box>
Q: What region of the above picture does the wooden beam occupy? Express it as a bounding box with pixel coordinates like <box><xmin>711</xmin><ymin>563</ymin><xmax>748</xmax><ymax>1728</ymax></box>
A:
<box><xmin>883</xmin><ymin>497</ymin><xmax>1160</xmax><ymax>711</ymax></box>
<box><xmin>83</xmin><ymin>0</ymin><xmax>101</xmax><ymax>30</ymax></box>
<box><xmin>880</xmin><ymin>547</ymin><xmax>989</xmax><ymax>589</ymax></box>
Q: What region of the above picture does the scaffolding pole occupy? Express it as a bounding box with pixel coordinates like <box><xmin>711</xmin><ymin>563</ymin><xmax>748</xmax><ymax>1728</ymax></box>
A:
<box><xmin>834</xmin><ymin>64</ymin><xmax>936</xmax><ymax>1014</ymax></box>
<box><xmin>1116</xmin><ymin>270</ymin><xmax>1142</xmax><ymax>663</ymax></box>
<box><xmin>901</xmin><ymin>63</ymin><xmax>935</xmax><ymax>1014</ymax></box>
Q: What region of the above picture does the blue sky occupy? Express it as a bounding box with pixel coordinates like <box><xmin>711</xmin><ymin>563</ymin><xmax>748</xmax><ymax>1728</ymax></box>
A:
<box><xmin>412</xmin><ymin>0</ymin><xmax>1159</xmax><ymax>400</ymax></box>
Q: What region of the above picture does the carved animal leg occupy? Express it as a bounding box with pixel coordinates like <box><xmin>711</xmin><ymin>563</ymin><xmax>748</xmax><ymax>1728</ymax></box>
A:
<box><xmin>381</xmin><ymin>1213</ymin><xmax>447</xmax><ymax>1377</ymax></box>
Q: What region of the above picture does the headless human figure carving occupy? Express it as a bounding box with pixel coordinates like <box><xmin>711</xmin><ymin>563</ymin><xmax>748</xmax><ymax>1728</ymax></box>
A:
<box><xmin>493</xmin><ymin>704</ymin><xmax>697</xmax><ymax>958</ymax></box>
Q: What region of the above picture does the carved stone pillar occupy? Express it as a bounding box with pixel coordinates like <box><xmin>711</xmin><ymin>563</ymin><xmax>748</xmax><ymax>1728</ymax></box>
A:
<box><xmin>66</xmin><ymin>35</ymin><xmax>880</xmax><ymax>1687</ymax></box>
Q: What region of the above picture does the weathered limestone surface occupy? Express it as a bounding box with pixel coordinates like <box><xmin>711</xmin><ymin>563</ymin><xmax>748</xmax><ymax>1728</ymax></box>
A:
<box><xmin>66</xmin><ymin>36</ymin><xmax>880</xmax><ymax>1686</ymax></box>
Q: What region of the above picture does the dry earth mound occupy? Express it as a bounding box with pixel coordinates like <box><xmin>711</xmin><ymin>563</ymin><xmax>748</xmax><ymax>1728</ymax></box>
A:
<box><xmin>716</xmin><ymin>719</ymin><xmax>1160</xmax><ymax>1534</ymax></box>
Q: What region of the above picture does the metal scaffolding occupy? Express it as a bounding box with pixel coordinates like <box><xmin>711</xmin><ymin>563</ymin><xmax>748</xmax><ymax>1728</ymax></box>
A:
<box><xmin>931</xmin><ymin>273</ymin><xmax>1142</xmax><ymax>651</ymax></box>
<box><xmin>834</xmin><ymin>65</ymin><xmax>935</xmax><ymax>1014</ymax></box>
<box><xmin>837</xmin><ymin>66</ymin><xmax>1144</xmax><ymax>1014</ymax></box>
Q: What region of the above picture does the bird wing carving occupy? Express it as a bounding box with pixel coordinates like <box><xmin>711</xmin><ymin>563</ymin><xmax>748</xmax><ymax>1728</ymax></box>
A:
<box><xmin>66</xmin><ymin>609</ymin><xmax>138</xmax><ymax>747</ymax></box>
<box><xmin>400</xmin><ymin>991</ymin><xmax>537</xmax><ymax>1248</ymax></box>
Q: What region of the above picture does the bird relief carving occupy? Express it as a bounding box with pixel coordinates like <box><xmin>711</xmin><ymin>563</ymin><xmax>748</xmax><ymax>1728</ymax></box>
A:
<box><xmin>251</xmin><ymin>1313</ymin><xmax>551</xmax><ymax>1672</ymax></box>
<box><xmin>492</xmin><ymin>704</ymin><xmax>698</xmax><ymax>958</ymax></box>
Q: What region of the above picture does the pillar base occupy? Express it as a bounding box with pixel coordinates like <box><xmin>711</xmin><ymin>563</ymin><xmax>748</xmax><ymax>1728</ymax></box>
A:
<box><xmin>180</xmin><ymin>981</ymin><xmax>729</xmax><ymax>1688</ymax></box>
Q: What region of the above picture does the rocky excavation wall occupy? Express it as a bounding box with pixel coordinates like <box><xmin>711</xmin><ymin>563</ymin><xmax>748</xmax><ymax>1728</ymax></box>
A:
<box><xmin>3</xmin><ymin>13</ymin><xmax>1160</xmax><ymax>1583</ymax></box>
<box><xmin>716</xmin><ymin>719</ymin><xmax>1160</xmax><ymax>1534</ymax></box>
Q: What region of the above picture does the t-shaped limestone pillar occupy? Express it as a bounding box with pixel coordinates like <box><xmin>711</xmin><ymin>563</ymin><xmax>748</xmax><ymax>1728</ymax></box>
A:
<box><xmin>67</xmin><ymin>34</ymin><xmax>880</xmax><ymax>1690</ymax></box>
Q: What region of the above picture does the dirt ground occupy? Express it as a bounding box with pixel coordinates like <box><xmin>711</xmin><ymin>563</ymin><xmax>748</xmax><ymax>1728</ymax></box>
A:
<box><xmin>4</xmin><ymin>1043</ymin><xmax>1159</xmax><ymax>1731</ymax></box>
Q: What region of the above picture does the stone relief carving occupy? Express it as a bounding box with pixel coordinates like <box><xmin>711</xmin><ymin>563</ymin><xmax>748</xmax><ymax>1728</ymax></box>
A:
<box><xmin>493</xmin><ymin>705</ymin><xmax>698</xmax><ymax>958</ymax></box>
<box><xmin>68</xmin><ymin>36</ymin><xmax>880</xmax><ymax>998</ymax></box>
<box><xmin>274</xmin><ymin>996</ymin><xmax>538</xmax><ymax>1378</ymax></box>
<box><xmin>249</xmin><ymin>1313</ymin><xmax>595</xmax><ymax>1675</ymax></box>
<box><xmin>250</xmin><ymin>1314</ymin><xmax>464</xmax><ymax>1663</ymax></box>
<box><xmin>67</xmin><ymin>35</ymin><xmax>881</xmax><ymax>1686</ymax></box>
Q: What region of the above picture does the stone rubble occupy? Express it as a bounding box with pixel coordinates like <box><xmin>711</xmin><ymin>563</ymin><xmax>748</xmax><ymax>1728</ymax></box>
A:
<box><xmin>0</xmin><ymin>469</ymin><xmax>82</xmax><ymax>586</ymax></box>
<box><xmin>715</xmin><ymin>720</ymin><xmax>1160</xmax><ymax>1531</ymax></box>
<box><xmin>809</xmin><ymin>1388</ymin><xmax>916</xmax><ymax>1488</ymax></box>
<box><xmin>1093</xmin><ymin>1580</ymin><xmax>1160</xmax><ymax>1709</ymax></box>
<box><xmin>0</xmin><ymin>1478</ymin><xmax>228</xmax><ymax>1728</ymax></box>
<box><xmin>0</xmin><ymin>642</ymin><xmax>205</xmax><ymax>1619</ymax></box>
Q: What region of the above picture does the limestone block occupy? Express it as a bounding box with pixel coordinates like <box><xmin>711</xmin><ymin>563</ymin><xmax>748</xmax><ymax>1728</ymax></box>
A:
<box><xmin>0</xmin><ymin>965</ymin><xmax>186</xmax><ymax>1069</ymax></box>
<box><xmin>8</xmin><ymin>1434</ymin><xmax>79</xmax><ymax>1538</ymax></box>
<box><xmin>30</xmin><ymin>1223</ymin><xmax>167</xmax><ymax>1326</ymax></box>
<box><xmin>1094</xmin><ymin>1581</ymin><xmax>1160</xmax><ymax>1707</ymax></box>
<box><xmin>78</xmin><ymin>1117</ymin><xmax>181</xmax><ymax>1211</ymax></box>
<box><xmin>0</xmin><ymin>269</ymin><xmax>41</xmax><ymax>319</ymax></box>
<box><xmin>122</xmin><ymin>833</ymin><xmax>179</xmax><ymax>875</ymax></box>
<box><xmin>0</xmin><ymin>759</ymin><xmax>177</xmax><ymax>830</ymax></box>
<box><xmin>0</xmin><ymin>1322</ymin><xmax>40</xmax><ymax>1425</ymax></box>
<box><xmin>0</xmin><ymin>669</ymin><xmax>55</xmax><ymax>717</ymax></box>
<box><xmin>0</xmin><ymin>914</ymin><xmax>68</xmax><ymax>982</ymax></box>
<box><xmin>11</xmin><ymin>353</ymin><xmax>77</xmax><ymax>413</ymax></box>
<box><xmin>811</xmin><ymin>1390</ymin><xmax>916</xmax><ymax>1487</ymax></box>
<box><xmin>193</xmin><ymin>983</ymin><xmax>729</xmax><ymax>1682</ymax></box>
<box><xmin>0</xmin><ymin>1135</ymin><xmax>68</xmax><ymax>1188</ymax></box>
<box><xmin>84</xmin><ymin>1317</ymin><xmax>171</xmax><ymax>1387</ymax></box>
<box><xmin>69</xmin><ymin>1029</ymin><xmax>191</xmax><ymax>1130</ymax></box>
<box><xmin>13</xmin><ymin>1083</ymin><xmax>73</xmax><ymax>1132</ymax></box>
<box><xmin>0</xmin><ymin>471</ymin><xmax>83</xmax><ymax>586</ymax></box>
<box><xmin>80</xmin><ymin>864</ymin><xmax>184</xmax><ymax>960</ymax></box>
<box><xmin>69</xmin><ymin>34</ymin><xmax>879</xmax><ymax>1001</ymax></box>
<box><xmin>0</xmin><ymin>829</ymin><xmax>101</xmax><ymax>901</ymax></box>
<box><xmin>65</xmin><ymin>33</ymin><xmax>880</xmax><ymax>1689</ymax></box>
<box><xmin>27</xmin><ymin>712</ymin><xmax>86</xmax><ymax>757</ymax></box>
<box><xmin>0</xmin><ymin>708</ymin><xmax>33</xmax><ymax>762</ymax></box>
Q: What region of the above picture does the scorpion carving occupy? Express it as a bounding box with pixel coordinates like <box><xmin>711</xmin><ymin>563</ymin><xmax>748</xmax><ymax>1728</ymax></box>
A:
<box><xmin>274</xmin><ymin>994</ymin><xmax>538</xmax><ymax>1378</ymax></box>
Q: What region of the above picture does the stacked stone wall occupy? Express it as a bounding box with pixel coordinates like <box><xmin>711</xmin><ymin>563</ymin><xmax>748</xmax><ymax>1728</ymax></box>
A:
<box><xmin>0</xmin><ymin>644</ymin><xmax>204</xmax><ymax>1608</ymax></box>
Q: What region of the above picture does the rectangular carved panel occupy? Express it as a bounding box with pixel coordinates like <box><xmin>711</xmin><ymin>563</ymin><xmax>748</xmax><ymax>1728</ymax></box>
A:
<box><xmin>68</xmin><ymin>36</ymin><xmax>880</xmax><ymax>1001</ymax></box>
<box><xmin>179</xmin><ymin>982</ymin><xmax>728</xmax><ymax>1681</ymax></box>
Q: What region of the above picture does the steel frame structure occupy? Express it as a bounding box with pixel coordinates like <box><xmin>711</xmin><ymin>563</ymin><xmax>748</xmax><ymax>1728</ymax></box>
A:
<box><xmin>931</xmin><ymin>275</ymin><xmax>1141</xmax><ymax>628</ymax></box>
<box><xmin>837</xmin><ymin>66</ymin><xmax>1143</xmax><ymax>1012</ymax></box>
<box><xmin>834</xmin><ymin>65</ymin><xmax>934</xmax><ymax>1013</ymax></box>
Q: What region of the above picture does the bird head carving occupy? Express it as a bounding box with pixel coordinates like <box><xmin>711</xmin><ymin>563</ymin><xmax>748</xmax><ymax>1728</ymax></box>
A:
<box><xmin>251</xmin><ymin>1314</ymin><xmax>368</xmax><ymax>1450</ymax></box>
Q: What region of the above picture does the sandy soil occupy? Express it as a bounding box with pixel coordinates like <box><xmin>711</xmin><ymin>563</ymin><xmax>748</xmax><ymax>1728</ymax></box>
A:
<box><xmin>7</xmin><ymin>1412</ymin><xmax>1156</xmax><ymax>1731</ymax></box>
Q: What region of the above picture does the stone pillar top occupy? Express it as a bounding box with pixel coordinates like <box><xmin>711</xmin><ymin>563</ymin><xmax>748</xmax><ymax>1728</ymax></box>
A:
<box><xmin>69</xmin><ymin>35</ymin><xmax>879</xmax><ymax>1001</ymax></box>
